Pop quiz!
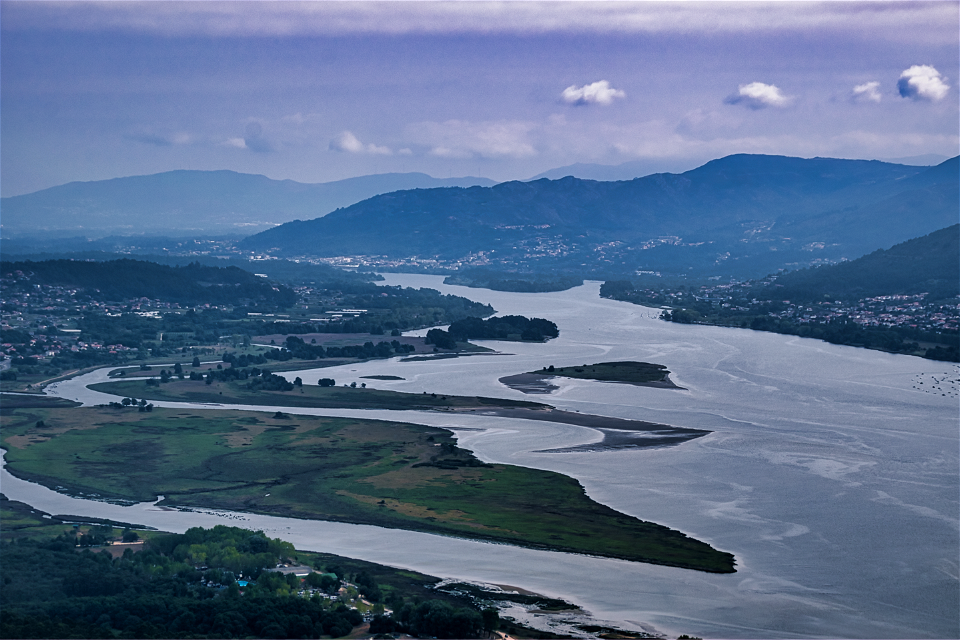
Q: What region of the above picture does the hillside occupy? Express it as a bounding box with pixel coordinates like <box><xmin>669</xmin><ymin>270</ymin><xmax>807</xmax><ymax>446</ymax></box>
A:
<box><xmin>0</xmin><ymin>171</ymin><xmax>495</xmax><ymax>237</ymax></box>
<box><xmin>0</xmin><ymin>259</ymin><xmax>297</xmax><ymax>308</ymax></box>
<box><xmin>776</xmin><ymin>224</ymin><xmax>960</xmax><ymax>302</ymax></box>
<box><xmin>241</xmin><ymin>155</ymin><xmax>958</xmax><ymax>278</ymax></box>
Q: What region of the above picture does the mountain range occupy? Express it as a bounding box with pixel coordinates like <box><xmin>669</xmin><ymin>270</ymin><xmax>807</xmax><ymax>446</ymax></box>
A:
<box><xmin>0</xmin><ymin>171</ymin><xmax>495</xmax><ymax>237</ymax></box>
<box><xmin>240</xmin><ymin>154</ymin><xmax>959</xmax><ymax>278</ymax></box>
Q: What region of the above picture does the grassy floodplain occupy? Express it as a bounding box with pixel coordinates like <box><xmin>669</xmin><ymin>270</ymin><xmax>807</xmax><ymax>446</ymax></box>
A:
<box><xmin>91</xmin><ymin>378</ymin><xmax>547</xmax><ymax>411</ymax></box>
<box><xmin>1</xmin><ymin>404</ymin><xmax>735</xmax><ymax>573</ymax></box>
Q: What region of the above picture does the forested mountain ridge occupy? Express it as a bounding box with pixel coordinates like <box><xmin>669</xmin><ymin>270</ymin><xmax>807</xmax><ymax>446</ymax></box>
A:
<box><xmin>240</xmin><ymin>155</ymin><xmax>959</xmax><ymax>278</ymax></box>
<box><xmin>1</xmin><ymin>170</ymin><xmax>495</xmax><ymax>237</ymax></box>
<box><xmin>775</xmin><ymin>224</ymin><xmax>959</xmax><ymax>302</ymax></box>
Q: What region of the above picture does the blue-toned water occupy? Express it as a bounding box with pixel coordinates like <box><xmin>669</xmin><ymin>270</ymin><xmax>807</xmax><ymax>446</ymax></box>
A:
<box><xmin>8</xmin><ymin>276</ymin><xmax>957</xmax><ymax>638</ymax></box>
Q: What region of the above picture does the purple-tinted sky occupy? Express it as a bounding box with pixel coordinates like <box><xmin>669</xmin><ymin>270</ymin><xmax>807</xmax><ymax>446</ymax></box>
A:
<box><xmin>1</xmin><ymin>1</ymin><xmax>957</xmax><ymax>195</ymax></box>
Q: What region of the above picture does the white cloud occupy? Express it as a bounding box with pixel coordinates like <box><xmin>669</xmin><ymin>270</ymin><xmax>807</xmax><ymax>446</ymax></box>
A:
<box><xmin>224</xmin><ymin>137</ymin><xmax>247</xmax><ymax>149</ymax></box>
<box><xmin>852</xmin><ymin>81</ymin><xmax>882</xmax><ymax>103</ymax></box>
<box><xmin>725</xmin><ymin>82</ymin><xmax>792</xmax><ymax>110</ymax></box>
<box><xmin>329</xmin><ymin>131</ymin><xmax>392</xmax><ymax>155</ymax></box>
<box><xmin>407</xmin><ymin>120</ymin><xmax>537</xmax><ymax>159</ymax></box>
<box><xmin>897</xmin><ymin>65</ymin><xmax>950</xmax><ymax>102</ymax></box>
<box><xmin>561</xmin><ymin>80</ymin><xmax>625</xmax><ymax>106</ymax></box>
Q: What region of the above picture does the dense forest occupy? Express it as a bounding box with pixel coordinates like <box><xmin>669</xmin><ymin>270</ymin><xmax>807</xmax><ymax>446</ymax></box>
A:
<box><xmin>0</xmin><ymin>525</ymin><xmax>494</xmax><ymax>639</ymax></box>
<box><xmin>424</xmin><ymin>315</ymin><xmax>560</xmax><ymax>348</ymax></box>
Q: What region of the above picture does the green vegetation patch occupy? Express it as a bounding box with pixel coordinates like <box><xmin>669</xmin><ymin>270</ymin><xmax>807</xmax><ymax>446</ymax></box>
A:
<box><xmin>91</xmin><ymin>377</ymin><xmax>547</xmax><ymax>411</ymax></box>
<box><xmin>1</xmin><ymin>406</ymin><xmax>734</xmax><ymax>573</ymax></box>
<box><xmin>0</xmin><ymin>394</ymin><xmax>81</xmax><ymax>410</ymax></box>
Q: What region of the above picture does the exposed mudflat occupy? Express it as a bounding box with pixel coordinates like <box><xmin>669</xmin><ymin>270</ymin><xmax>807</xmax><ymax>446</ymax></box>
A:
<box><xmin>464</xmin><ymin>406</ymin><xmax>709</xmax><ymax>450</ymax></box>
<box><xmin>499</xmin><ymin>371</ymin><xmax>684</xmax><ymax>394</ymax></box>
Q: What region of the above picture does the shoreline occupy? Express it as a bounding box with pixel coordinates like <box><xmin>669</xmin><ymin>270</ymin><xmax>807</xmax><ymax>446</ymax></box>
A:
<box><xmin>499</xmin><ymin>371</ymin><xmax>685</xmax><ymax>394</ymax></box>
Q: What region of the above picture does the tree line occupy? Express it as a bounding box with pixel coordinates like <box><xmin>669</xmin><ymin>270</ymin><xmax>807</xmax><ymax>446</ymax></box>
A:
<box><xmin>425</xmin><ymin>315</ymin><xmax>560</xmax><ymax>349</ymax></box>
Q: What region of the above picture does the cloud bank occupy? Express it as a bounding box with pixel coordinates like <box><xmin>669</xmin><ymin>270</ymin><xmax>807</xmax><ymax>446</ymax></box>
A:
<box><xmin>561</xmin><ymin>80</ymin><xmax>625</xmax><ymax>106</ymax></box>
<box><xmin>725</xmin><ymin>82</ymin><xmax>792</xmax><ymax>110</ymax></box>
<box><xmin>407</xmin><ymin>120</ymin><xmax>537</xmax><ymax>159</ymax></box>
<box><xmin>3</xmin><ymin>2</ymin><xmax>955</xmax><ymax>44</ymax></box>
<box><xmin>897</xmin><ymin>65</ymin><xmax>950</xmax><ymax>102</ymax></box>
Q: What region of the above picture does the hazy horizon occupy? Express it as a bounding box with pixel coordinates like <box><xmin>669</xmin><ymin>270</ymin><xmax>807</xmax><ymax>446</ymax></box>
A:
<box><xmin>1</xmin><ymin>1</ymin><xmax>957</xmax><ymax>197</ymax></box>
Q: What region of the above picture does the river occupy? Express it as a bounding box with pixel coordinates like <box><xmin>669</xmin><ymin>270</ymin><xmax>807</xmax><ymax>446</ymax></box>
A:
<box><xmin>5</xmin><ymin>276</ymin><xmax>958</xmax><ymax>638</ymax></box>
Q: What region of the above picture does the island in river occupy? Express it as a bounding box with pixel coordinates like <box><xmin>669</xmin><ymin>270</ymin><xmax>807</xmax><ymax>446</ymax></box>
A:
<box><xmin>501</xmin><ymin>361</ymin><xmax>684</xmax><ymax>394</ymax></box>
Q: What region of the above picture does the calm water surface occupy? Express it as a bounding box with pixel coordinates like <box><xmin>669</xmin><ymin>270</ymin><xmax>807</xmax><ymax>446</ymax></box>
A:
<box><xmin>7</xmin><ymin>276</ymin><xmax>958</xmax><ymax>639</ymax></box>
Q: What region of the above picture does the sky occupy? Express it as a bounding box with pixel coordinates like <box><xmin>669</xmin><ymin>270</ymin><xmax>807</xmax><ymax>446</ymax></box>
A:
<box><xmin>1</xmin><ymin>1</ymin><xmax>958</xmax><ymax>196</ymax></box>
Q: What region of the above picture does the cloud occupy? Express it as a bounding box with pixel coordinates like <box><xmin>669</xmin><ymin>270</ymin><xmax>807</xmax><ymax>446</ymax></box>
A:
<box><xmin>243</xmin><ymin>122</ymin><xmax>274</xmax><ymax>153</ymax></box>
<box><xmin>897</xmin><ymin>65</ymin><xmax>950</xmax><ymax>102</ymax></box>
<box><xmin>3</xmin><ymin>2</ymin><xmax>955</xmax><ymax>44</ymax></box>
<box><xmin>851</xmin><ymin>81</ymin><xmax>882</xmax><ymax>103</ymax></box>
<box><xmin>125</xmin><ymin>131</ymin><xmax>193</xmax><ymax>147</ymax></box>
<box><xmin>725</xmin><ymin>82</ymin><xmax>792</xmax><ymax>110</ymax></box>
<box><xmin>406</xmin><ymin>120</ymin><xmax>537</xmax><ymax>159</ymax></box>
<box><xmin>329</xmin><ymin>131</ymin><xmax>392</xmax><ymax>155</ymax></box>
<box><xmin>126</xmin><ymin>132</ymin><xmax>172</xmax><ymax>147</ymax></box>
<box><xmin>224</xmin><ymin>138</ymin><xmax>247</xmax><ymax>149</ymax></box>
<box><xmin>561</xmin><ymin>80</ymin><xmax>625</xmax><ymax>106</ymax></box>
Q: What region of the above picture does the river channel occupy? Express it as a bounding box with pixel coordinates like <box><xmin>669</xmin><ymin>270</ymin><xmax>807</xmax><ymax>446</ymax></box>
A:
<box><xmin>4</xmin><ymin>276</ymin><xmax>958</xmax><ymax>638</ymax></box>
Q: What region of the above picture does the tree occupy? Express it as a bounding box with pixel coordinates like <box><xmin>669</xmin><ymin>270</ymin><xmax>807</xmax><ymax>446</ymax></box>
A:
<box><xmin>318</xmin><ymin>378</ymin><xmax>336</xmax><ymax>387</ymax></box>
<box><xmin>192</xmin><ymin>356</ymin><xmax>201</xmax><ymax>367</ymax></box>
<box><xmin>482</xmin><ymin>608</ymin><xmax>500</xmax><ymax>633</ymax></box>
<box><xmin>425</xmin><ymin>328</ymin><xmax>456</xmax><ymax>350</ymax></box>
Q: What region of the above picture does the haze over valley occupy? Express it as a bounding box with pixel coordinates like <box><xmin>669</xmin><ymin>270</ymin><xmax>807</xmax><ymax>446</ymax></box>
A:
<box><xmin>1</xmin><ymin>3</ymin><xmax>958</xmax><ymax>639</ymax></box>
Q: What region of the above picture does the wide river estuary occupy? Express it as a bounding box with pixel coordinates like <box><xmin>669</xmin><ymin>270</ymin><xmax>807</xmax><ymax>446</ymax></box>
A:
<box><xmin>4</xmin><ymin>276</ymin><xmax>958</xmax><ymax>638</ymax></box>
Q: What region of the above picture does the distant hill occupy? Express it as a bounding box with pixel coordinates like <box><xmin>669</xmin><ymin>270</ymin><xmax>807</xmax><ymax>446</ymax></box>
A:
<box><xmin>0</xmin><ymin>171</ymin><xmax>496</xmax><ymax>237</ymax></box>
<box><xmin>241</xmin><ymin>154</ymin><xmax>958</xmax><ymax>278</ymax></box>
<box><xmin>776</xmin><ymin>224</ymin><xmax>959</xmax><ymax>302</ymax></box>
<box><xmin>877</xmin><ymin>153</ymin><xmax>950</xmax><ymax>166</ymax></box>
<box><xmin>528</xmin><ymin>157</ymin><xmax>704</xmax><ymax>181</ymax></box>
<box><xmin>0</xmin><ymin>259</ymin><xmax>297</xmax><ymax>309</ymax></box>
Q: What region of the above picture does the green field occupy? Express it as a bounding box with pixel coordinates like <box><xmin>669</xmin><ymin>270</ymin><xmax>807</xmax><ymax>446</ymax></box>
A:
<box><xmin>1</xmin><ymin>406</ymin><xmax>735</xmax><ymax>573</ymax></box>
<box><xmin>91</xmin><ymin>378</ymin><xmax>548</xmax><ymax>411</ymax></box>
<box><xmin>535</xmin><ymin>361</ymin><xmax>679</xmax><ymax>386</ymax></box>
